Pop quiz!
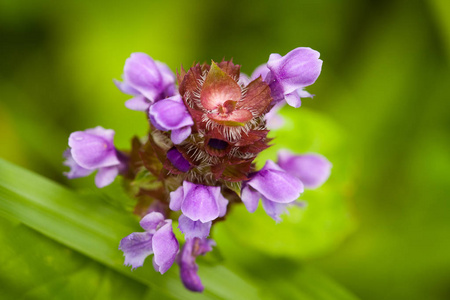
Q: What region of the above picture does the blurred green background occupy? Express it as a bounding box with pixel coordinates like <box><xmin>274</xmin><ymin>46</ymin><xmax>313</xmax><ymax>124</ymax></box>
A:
<box><xmin>1</xmin><ymin>0</ymin><xmax>450</xmax><ymax>299</ymax></box>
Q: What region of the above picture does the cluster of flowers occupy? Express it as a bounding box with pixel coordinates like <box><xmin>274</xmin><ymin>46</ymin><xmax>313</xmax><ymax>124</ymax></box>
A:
<box><xmin>64</xmin><ymin>47</ymin><xmax>331</xmax><ymax>292</ymax></box>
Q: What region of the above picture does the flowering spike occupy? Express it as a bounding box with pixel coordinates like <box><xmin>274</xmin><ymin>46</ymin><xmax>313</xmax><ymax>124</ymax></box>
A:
<box><xmin>65</xmin><ymin>47</ymin><xmax>330</xmax><ymax>292</ymax></box>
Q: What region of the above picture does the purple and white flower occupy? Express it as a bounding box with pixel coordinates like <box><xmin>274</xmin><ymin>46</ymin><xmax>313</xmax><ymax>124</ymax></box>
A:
<box><xmin>241</xmin><ymin>160</ymin><xmax>303</xmax><ymax>222</ymax></box>
<box><xmin>277</xmin><ymin>150</ymin><xmax>332</xmax><ymax>189</ymax></box>
<box><xmin>149</xmin><ymin>95</ymin><xmax>194</xmax><ymax>144</ymax></box>
<box><xmin>178</xmin><ymin>237</ymin><xmax>215</xmax><ymax>292</ymax></box>
<box><xmin>114</xmin><ymin>52</ymin><xmax>176</xmax><ymax>111</ymax></box>
<box><xmin>119</xmin><ymin>212</ymin><xmax>179</xmax><ymax>274</ymax></box>
<box><xmin>65</xmin><ymin>126</ymin><xmax>126</xmax><ymax>188</ymax></box>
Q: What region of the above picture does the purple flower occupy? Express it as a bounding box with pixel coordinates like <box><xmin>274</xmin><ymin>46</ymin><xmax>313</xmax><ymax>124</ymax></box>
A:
<box><xmin>277</xmin><ymin>150</ymin><xmax>332</xmax><ymax>189</ymax></box>
<box><xmin>265</xmin><ymin>47</ymin><xmax>322</xmax><ymax>108</ymax></box>
<box><xmin>149</xmin><ymin>95</ymin><xmax>194</xmax><ymax>144</ymax></box>
<box><xmin>169</xmin><ymin>181</ymin><xmax>228</xmax><ymax>223</ymax></box>
<box><xmin>178</xmin><ymin>237</ymin><xmax>215</xmax><ymax>292</ymax></box>
<box><xmin>119</xmin><ymin>212</ymin><xmax>179</xmax><ymax>274</ymax></box>
<box><xmin>178</xmin><ymin>214</ymin><xmax>212</xmax><ymax>240</ymax></box>
<box><xmin>114</xmin><ymin>53</ymin><xmax>176</xmax><ymax>111</ymax></box>
<box><xmin>241</xmin><ymin>160</ymin><xmax>303</xmax><ymax>222</ymax></box>
<box><xmin>65</xmin><ymin>126</ymin><xmax>126</xmax><ymax>188</ymax></box>
<box><xmin>166</xmin><ymin>147</ymin><xmax>192</xmax><ymax>172</ymax></box>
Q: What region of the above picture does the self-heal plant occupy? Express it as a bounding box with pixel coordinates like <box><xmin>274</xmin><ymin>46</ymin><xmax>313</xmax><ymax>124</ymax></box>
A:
<box><xmin>64</xmin><ymin>47</ymin><xmax>331</xmax><ymax>292</ymax></box>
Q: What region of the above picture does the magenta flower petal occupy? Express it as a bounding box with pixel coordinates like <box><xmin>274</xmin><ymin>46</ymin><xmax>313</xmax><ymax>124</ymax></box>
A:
<box><xmin>261</xmin><ymin>197</ymin><xmax>289</xmax><ymax>222</ymax></box>
<box><xmin>267</xmin><ymin>47</ymin><xmax>322</xmax><ymax>95</ymax></box>
<box><xmin>119</xmin><ymin>232</ymin><xmax>154</xmax><ymax>270</ymax></box>
<box><xmin>181</xmin><ymin>182</ymin><xmax>221</xmax><ymax>223</ymax></box>
<box><xmin>169</xmin><ymin>185</ymin><xmax>184</xmax><ymax>211</ymax></box>
<box><xmin>149</xmin><ymin>95</ymin><xmax>194</xmax><ymax>130</ymax></box>
<box><xmin>113</xmin><ymin>79</ymin><xmax>140</xmax><ymax>96</ymax></box>
<box><xmin>123</xmin><ymin>53</ymin><xmax>163</xmax><ymax>101</ymax></box>
<box><xmin>95</xmin><ymin>166</ymin><xmax>119</xmax><ymax>188</ymax></box>
<box><xmin>125</xmin><ymin>95</ymin><xmax>151</xmax><ymax>111</ymax></box>
<box><xmin>63</xmin><ymin>149</ymin><xmax>94</xmax><ymax>179</ymax></box>
<box><xmin>284</xmin><ymin>91</ymin><xmax>302</xmax><ymax>108</ymax></box>
<box><xmin>178</xmin><ymin>238</ymin><xmax>215</xmax><ymax>292</ymax></box>
<box><xmin>246</xmin><ymin>160</ymin><xmax>303</xmax><ymax>203</ymax></box>
<box><xmin>152</xmin><ymin>220</ymin><xmax>179</xmax><ymax>274</ymax></box>
<box><xmin>240</xmin><ymin>183</ymin><xmax>260</xmax><ymax>213</ymax></box>
<box><xmin>167</xmin><ymin>147</ymin><xmax>191</xmax><ymax>172</ymax></box>
<box><xmin>139</xmin><ymin>212</ymin><xmax>165</xmax><ymax>232</ymax></box>
<box><xmin>68</xmin><ymin>128</ymin><xmax>120</xmax><ymax>169</ymax></box>
<box><xmin>171</xmin><ymin>126</ymin><xmax>192</xmax><ymax>145</ymax></box>
<box><xmin>178</xmin><ymin>214</ymin><xmax>212</xmax><ymax>239</ymax></box>
<box><xmin>278</xmin><ymin>150</ymin><xmax>332</xmax><ymax>189</ymax></box>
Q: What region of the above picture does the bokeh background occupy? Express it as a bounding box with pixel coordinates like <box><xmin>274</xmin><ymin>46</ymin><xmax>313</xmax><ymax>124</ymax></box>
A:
<box><xmin>1</xmin><ymin>0</ymin><xmax>450</xmax><ymax>299</ymax></box>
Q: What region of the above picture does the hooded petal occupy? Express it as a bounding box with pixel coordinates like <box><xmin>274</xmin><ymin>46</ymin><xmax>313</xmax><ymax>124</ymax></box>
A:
<box><xmin>152</xmin><ymin>220</ymin><xmax>179</xmax><ymax>274</ymax></box>
<box><xmin>123</xmin><ymin>53</ymin><xmax>163</xmax><ymax>101</ymax></box>
<box><xmin>119</xmin><ymin>232</ymin><xmax>154</xmax><ymax>270</ymax></box>
<box><xmin>178</xmin><ymin>214</ymin><xmax>212</xmax><ymax>239</ymax></box>
<box><xmin>277</xmin><ymin>151</ymin><xmax>332</xmax><ymax>189</ymax></box>
<box><xmin>267</xmin><ymin>47</ymin><xmax>322</xmax><ymax>95</ymax></box>
<box><xmin>68</xmin><ymin>127</ymin><xmax>120</xmax><ymax>169</ymax></box>
<box><xmin>247</xmin><ymin>160</ymin><xmax>303</xmax><ymax>203</ymax></box>
<box><xmin>181</xmin><ymin>182</ymin><xmax>221</xmax><ymax>223</ymax></box>
<box><xmin>149</xmin><ymin>95</ymin><xmax>194</xmax><ymax>131</ymax></box>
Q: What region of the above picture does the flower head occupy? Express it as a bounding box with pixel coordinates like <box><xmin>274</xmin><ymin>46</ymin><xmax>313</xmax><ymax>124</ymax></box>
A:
<box><xmin>65</xmin><ymin>47</ymin><xmax>329</xmax><ymax>293</ymax></box>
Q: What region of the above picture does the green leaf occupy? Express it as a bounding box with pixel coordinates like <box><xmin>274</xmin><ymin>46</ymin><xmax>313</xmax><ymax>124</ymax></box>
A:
<box><xmin>0</xmin><ymin>158</ymin><xmax>358</xmax><ymax>299</ymax></box>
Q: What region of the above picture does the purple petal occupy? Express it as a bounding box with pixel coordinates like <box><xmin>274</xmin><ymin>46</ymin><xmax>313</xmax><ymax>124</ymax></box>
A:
<box><xmin>139</xmin><ymin>212</ymin><xmax>165</xmax><ymax>232</ymax></box>
<box><xmin>171</xmin><ymin>126</ymin><xmax>192</xmax><ymax>144</ymax></box>
<box><xmin>167</xmin><ymin>147</ymin><xmax>191</xmax><ymax>172</ymax></box>
<box><xmin>95</xmin><ymin>166</ymin><xmax>119</xmax><ymax>188</ymax></box>
<box><xmin>285</xmin><ymin>91</ymin><xmax>301</xmax><ymax>108</ymax></box>
<box><xmin>114</xmin><ymin>79</ymin><xmax>140</xmax><ymax>96</ymax></box>
<box><xmin>178</xmin><ymin>238</ymin><xmax>214</xmax><ymax>292</ymax></box>
<box><xmin>179</xmin><ymin>239</ymin><xmax>204</xmax><ymax>292</ymax></box>
<box><xmin>178</xmin><ymin>214</ymin><xmax>212</xmax><ymax>239</ymax></box>
<box><xmin>247</xmin><ymin>160</ymin><xmax>303</xmax><ymax>203</ymax></box>
<box><xmin>149</xmin><ymin>95</ymin><xmax>194</xmax><ymax>132</ymax></box>
<box><xmin>261</xmin><ymin>197</ymin><xmax>290</xmax><ymax>222</ymax></box>
<box><xmin>181</xmin><ymin>182</ymin><xmax>220</xmax><ymax>223</ymax></box>
<box><xmin>125</xmin><ymin>95</ymin><xmax>151</xmax><ymax>111</ymax></box>
<box><xmin>155</xmin><ymin>61</ymin><xmax>176</xmax><ymax>89</ymax></box>
<box><xmin>240</xmin><ymin>183</ymin><xmax>260</xmax><ymax>213</ymax></box>
<box><xmin>169</xmin><ymin>185</ymin><xmax>184</xmax><ymax>211</ymax></box>
<box><xmin>250</xmin><ymin>63</ymin><xmax>271</xmax><ymax>81</ymax></box>
<box><xmin>267</xmin><ymin>47</ymin><xmax>322</xmax><ymax>95</ymax></box>
<box><xmin>119</xmin><ymin>232</ymin><xmax>153</xmax><ymax>270</ymax></box>
<box><xmin>277</xmin><ymin>150</ymin><xmax>332</xmax><ymax>189</ymax></box>
<box><xmin>217</xmin><ymin>193</ymin><xmax>229</xmax><ymax>217</ymax></box>
<box><xmin>152</xmin><ymin>220</ymin><xmax>179</xmax><ymax>274</ymax></box>
<box><xmin>123</xmin><ymin>53</ymin><xmax>163</xmax><ymax>101</ymax></box>
<box><xmin>63</xmin><ymin>149</ymin><xmax>94</xmax><ymax>179</ymax></box>
<box><xmin>68</xmin><ymin>128</ymin><xmax>120</xmax><ymax>169</ymax></box>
